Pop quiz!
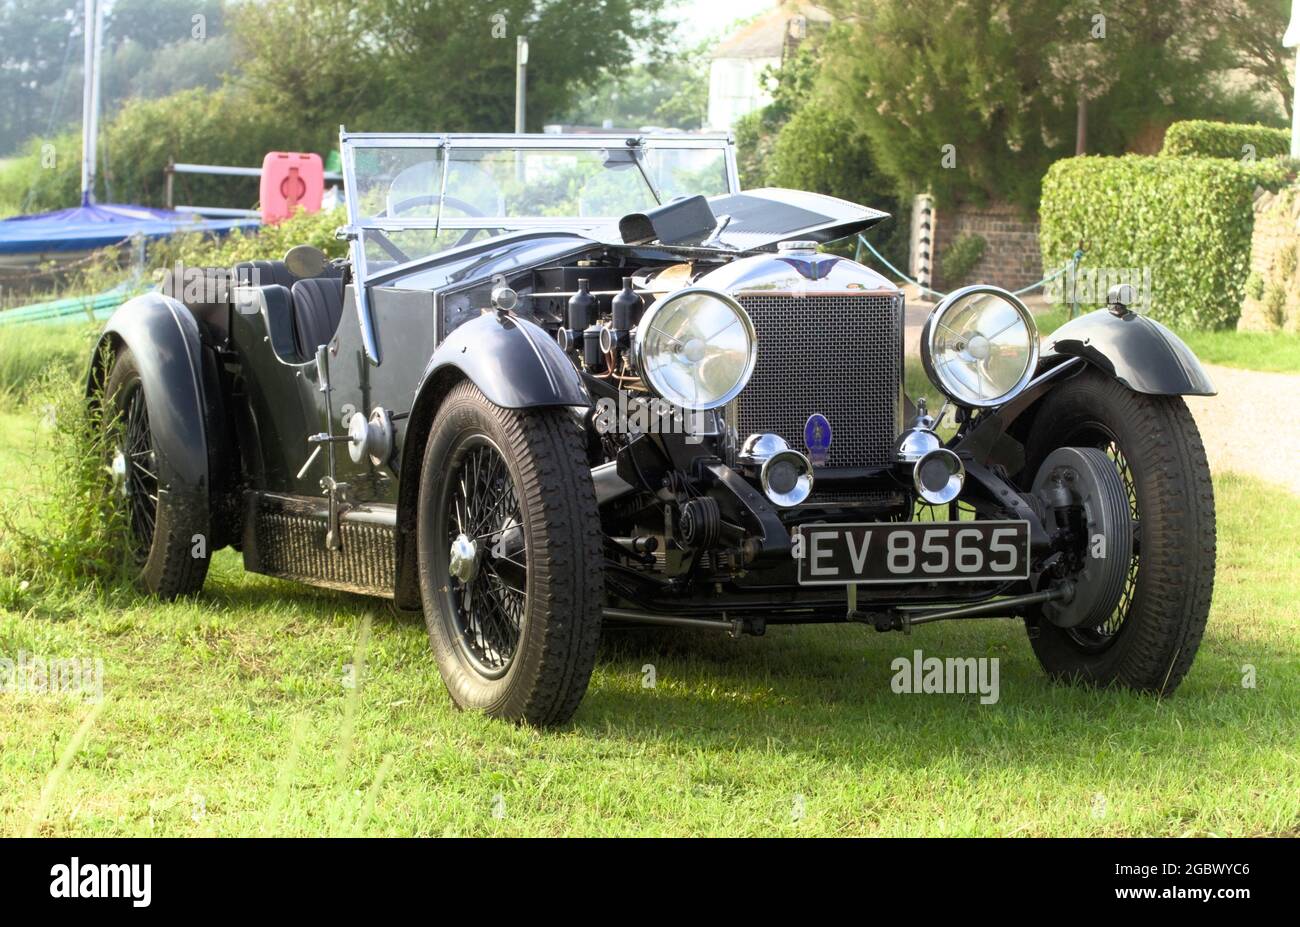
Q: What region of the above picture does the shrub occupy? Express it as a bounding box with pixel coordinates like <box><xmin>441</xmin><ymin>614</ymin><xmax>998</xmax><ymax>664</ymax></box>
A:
<box><xmin>1040</xmin><ymin>155</ymin><xmax>1267</xmax><ymax>329</ymax></box>
<box><xmin>151</xmin><ymin>205</ymin><xmax>348</xmax><ymax>271</ymax></box>
<box><xmin>940</xmin><ymin>234</ymin><xmax>986</xmax><ymax>287</ymax></box>
<box><xmin>1162</xmin><ymin>120</ymin><xmax>1291</xmax><ymax>161</ymax></box>
<box><xmin>1</xmin><ymin>87</ymin><xmax>310</xmax><ymax>214</ymax></box>
<box><xmin>0</xmin><ymin>131</ymin><xmax>82</xmax><ymax>218</ymax></box>
<box><xmin>0</xmin><ymin>361</ymin><xmax>133</xmax><ymax>597</ymax></box>
<box><xmin>767</xmin><ymin>99</ymin><xmax>908</xmax><ymax>266</ymax></box>
<box><xmin>1264</xmin><ymin>282</ymin><xmax>1287</xmax><ymax>329</ymax></box>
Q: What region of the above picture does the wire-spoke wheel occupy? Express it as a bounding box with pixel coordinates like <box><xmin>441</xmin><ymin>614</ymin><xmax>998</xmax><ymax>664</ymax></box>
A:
<box><xmin>417</xmin><ymin>381</ymin><xmax>603</xmax><ymax>726</ymax></box>
<box><xmin>117</xmin><ymin>380</ymin><xmax>159</xmax><ymax>560</ymax></box>
<box><xmin>442</xmin><ymin>435</ymin><xmax>527</xmax><ymax>677</ymax></box>
<box><xmin>104</xmin><ymin>347</ymin><xmax>210</xmax><ymax>598</ymax></box>
<box><xmin>1022</xmin><ymin>370</ymin><xmax>1215</xmax><ymax>695</ymax></box>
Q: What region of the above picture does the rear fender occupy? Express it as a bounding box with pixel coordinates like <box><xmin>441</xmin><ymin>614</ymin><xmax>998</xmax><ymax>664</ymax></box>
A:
<box><xmin>88</xmin><ymin>292</ymin><xmax>214</xmax><ymax>530</ymax></box>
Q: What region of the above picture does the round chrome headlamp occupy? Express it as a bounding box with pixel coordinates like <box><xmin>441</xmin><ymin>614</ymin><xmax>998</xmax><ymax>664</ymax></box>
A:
<box><xmin>920</xmin><ymin>285</ymin><xmax>1039</xmax><ymax>408</ymax></box>
<box><xmin>632</xmin><ymin>287</ymin><xmax>757</xmax><ymax>411</ymax></box>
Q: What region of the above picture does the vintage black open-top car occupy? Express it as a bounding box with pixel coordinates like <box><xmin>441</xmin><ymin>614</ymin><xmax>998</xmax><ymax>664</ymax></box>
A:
<box><xmin>90</xmin><ymin>132</ymin><xmax>1216</xmax><ymax>724</ymax></box>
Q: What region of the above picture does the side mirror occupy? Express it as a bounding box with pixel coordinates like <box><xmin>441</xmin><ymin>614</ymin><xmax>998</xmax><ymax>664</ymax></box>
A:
<box><xmin>284</xmin><ymin>244</ymin><xmax>329</xmax><ymax>279</ymax></box>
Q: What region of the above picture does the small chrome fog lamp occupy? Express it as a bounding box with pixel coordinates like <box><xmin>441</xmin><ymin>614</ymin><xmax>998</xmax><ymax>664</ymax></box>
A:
<box><xmin>913</xmin><ymin>448</ymin><xmax>965</xmax><ymax>506</ymax></box>
<box><xmin>761</xmin><ymin>449</ymin><xmax>815</xmax><ymax>507</ymax></box>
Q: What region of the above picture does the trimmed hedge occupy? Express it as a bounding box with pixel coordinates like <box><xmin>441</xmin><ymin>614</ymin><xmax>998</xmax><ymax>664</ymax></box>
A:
<box><xmin>1161</xmin><ymin>120</ymin><xmax>1291</xmax><ymax>161</ymax></box>
<box><xmin>1040</xmin><ymin>155</ymin><xmax>1287</xmax><ymax>330</ymax></box>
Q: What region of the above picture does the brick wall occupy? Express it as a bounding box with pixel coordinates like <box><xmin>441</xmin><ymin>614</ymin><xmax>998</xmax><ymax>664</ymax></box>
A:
<box><xmin>1239</xmin><ymin>186</ymin><xmax>1300</xmax><ymax>333</ymax></box>
<box><xmin>931</xmin><ymin>202</ymin><xmax>1043</xmax><ymax>293</ymax></box>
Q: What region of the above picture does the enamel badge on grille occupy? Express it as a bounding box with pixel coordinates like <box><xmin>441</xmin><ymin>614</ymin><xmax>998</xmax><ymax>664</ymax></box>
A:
<box><xmin>804</xmin><ymin>413</ymin><xmax>832</xmax><ymax>466</ymax></box>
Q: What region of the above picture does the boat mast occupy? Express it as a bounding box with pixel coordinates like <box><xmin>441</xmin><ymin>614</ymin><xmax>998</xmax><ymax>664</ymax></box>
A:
<box><xmin>79</xmin><ymin>0</ymin><xmax>104</xmax><ymax>205</ymax></box>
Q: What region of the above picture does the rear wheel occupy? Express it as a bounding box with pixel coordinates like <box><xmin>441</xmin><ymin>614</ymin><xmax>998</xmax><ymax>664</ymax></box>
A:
<box><xmin>1022</xmin><ymin>370</ymin><xmax>1215</xmax><ymax>694</ymax></box>
<box><xmin>103</xmin><ymin>347</ymin><xmax>210</xmax><ymax>598</ymax></box>
<box><xmin>416</xmin><ymin>381</ymin><xmax>603</xmax><ymax>726</ymax></box>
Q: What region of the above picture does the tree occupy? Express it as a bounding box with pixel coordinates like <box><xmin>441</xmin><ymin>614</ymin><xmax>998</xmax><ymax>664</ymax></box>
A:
<box><xmin>733</xmin><ymin>41</ymin><xmax>823</xmax><ymax>188</ymax></box>
<box><xmin>558</xmin><ymin>50</ymin><xmax>710</xmax><ymax>130</ymax></box>
<box><xmin>819</xmin><ymin>0</ymin><xmax>1278</xmax><ymax>209</ymax></box>
<box><xmin>1208</xmin><ymin>0</ymin><xmax>1294</xmax><ymax>120</ymax></box>
<box><xmin>0</xmin><ymin>0</ymin><xmax>82</xmax><ymax>155</ymax></box>
<box><xmin>232</xmin><ymin>0</ymin><xmax>674</xmax><ymax>143</ymax></box>
<box><xmin>0</xmin><ymin>0</ymin><xmax>229</xmax><ymax>156</ymax></box>
<box><xmin>228</xmin><ymin>0</ymin><xmax>380</xmax><ymax>151</ymax></box>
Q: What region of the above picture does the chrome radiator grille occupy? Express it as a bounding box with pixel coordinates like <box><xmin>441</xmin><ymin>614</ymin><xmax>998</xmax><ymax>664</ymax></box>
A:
<box><xmin>734</xmin><ymin>292</ymin><xmax>903</xmax><ymax>470</ymax></box>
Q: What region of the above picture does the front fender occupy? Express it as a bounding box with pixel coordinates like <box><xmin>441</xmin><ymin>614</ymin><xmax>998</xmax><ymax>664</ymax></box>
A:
<box><xmin>418</xmin><ymin>312</ymin><xmax>590</xmax><ymax>410</ymax></box>
<box><xmin>392</xmin><ymin>312</ymin><xmax>590</xmax><ymax>609</ymax></box>
<box><xmin>1042</xmin><ymin>309</ymin><xmax>1216</xmax><ymax>396</ymax></box>
<box><xmin>88</xmin><ymin>292</ymin><xmax>211</xmax><ymax>505</ymax></box>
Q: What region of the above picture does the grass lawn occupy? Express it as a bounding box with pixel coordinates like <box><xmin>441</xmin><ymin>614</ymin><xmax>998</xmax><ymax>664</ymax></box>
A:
<box><xmin>0</xmin><ymin>406</ymin><xmax>1297</xmax><ymax>837</ymax></box>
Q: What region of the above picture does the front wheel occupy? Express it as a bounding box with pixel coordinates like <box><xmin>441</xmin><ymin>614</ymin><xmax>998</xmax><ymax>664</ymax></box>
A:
<box><xmin>416</xmin><ymin>382</ymin><xmax>603</xmax><ymax>726</ymax></box>
<box><xmin>1022</xmin><ymin>370</ymin><xmax>1215</xmax><ymax>695</ymax></box>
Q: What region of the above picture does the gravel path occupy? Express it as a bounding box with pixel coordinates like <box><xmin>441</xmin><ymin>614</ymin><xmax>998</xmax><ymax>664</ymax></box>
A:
<box><xmin>1185</xmin><ymin>365</ymin><xmax>1300</xmax><ymax>496</ymax></box>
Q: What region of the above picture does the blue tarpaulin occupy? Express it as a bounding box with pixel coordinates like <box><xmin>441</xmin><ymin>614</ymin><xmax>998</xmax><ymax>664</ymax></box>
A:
<box><xmin>0</xmin><ymin>201</ymin><xmax>258</xmax><ymax>256</ymax></box>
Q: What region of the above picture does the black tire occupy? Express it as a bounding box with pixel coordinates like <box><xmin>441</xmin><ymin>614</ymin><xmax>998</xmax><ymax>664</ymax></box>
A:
<box><xmin>1022</xmin><ymin>370</ymin><xmax>1215</xmax><ymax>695</ymax></box>
<box><xmin>416</xmin><ymin>381</ymin><xmax>603</xmax><ymax>726</ymax></box>
<box><xmin>103</xmin><ymin>347</ymin><xmax>210</xmax><ymax>599</ymax></box>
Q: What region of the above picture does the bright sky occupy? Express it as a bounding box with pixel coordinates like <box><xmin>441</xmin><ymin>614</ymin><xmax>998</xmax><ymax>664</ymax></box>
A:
<box><xmin>672</xmin><ymin>0</ymin><xmax>775</xmax><ymax>43</ymax></box>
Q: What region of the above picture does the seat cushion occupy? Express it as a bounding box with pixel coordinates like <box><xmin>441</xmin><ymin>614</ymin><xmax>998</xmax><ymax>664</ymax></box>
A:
<box><xmin>290</xmin><ymin>276</ymin><xmax>345</xmax><ymax>355</ymax></box>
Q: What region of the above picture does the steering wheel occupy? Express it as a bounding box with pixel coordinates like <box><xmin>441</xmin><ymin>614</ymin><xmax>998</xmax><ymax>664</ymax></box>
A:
<box><xmin>379</xmin><ymin>193</ymin><xmax>493</xmax><ymax>249</ymax></box>
<box><xmin>382</xmin><ymin>193</ymin><xmax>485</xmax><ymax>219</ymax></box>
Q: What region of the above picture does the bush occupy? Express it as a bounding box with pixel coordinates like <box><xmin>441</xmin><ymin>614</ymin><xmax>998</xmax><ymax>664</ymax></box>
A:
<box><xmin>1162</xmin><ymin>120</ymin><xmax>1291</xmax><ymax>161</ymax></box>
<box><xmin>767</xmin><ymin>99</ymin><xmax>907</xmax><ymax>266</ymax></box>
<box><xmin>1</xmin><ymin>87</ymin><xmax>311</xmax><ymax>215</ymax></box>
<box><xmin>734</xmin><ymin>110</ymin><xmax>777</xmax><ymax>190</ymax></box>
<box><xmin>151</xmin><ymin>205</ymin><xmax>348</xmax><ymax>271</ymax></box>
<box><xmin>0</xmin><ymin>131</ymin><xmax>82</xmax><ymax>218</ymax></box>
<box><xmin>1040</xmin><ymin>155</ymin><xmax>1266</xmax><ymax>329</ymax></box>
<box><xmin>940</xmin><ymin>234</ymin><xmax>986</xmax><ymax>287</ymax></box>
<box><xmin>0</xmin><ymin>362</ymin><xmax>133</xmax><ymax>597</ymax></box>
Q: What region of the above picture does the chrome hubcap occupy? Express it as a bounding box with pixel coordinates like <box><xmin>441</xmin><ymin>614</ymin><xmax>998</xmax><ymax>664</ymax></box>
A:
<box><xmin>449</xmin><ymin>533</ymin><xmax>478</xmax><ymax>583</ymax></box>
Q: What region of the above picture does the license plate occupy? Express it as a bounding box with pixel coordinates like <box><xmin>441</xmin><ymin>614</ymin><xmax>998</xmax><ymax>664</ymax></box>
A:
<box><xmin>794</xmin><ymin>520</ymin><xmax>1030</xmax><ymax>585</ymax></box>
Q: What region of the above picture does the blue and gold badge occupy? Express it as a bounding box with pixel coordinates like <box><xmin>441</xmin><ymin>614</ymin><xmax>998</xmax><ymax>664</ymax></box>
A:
<box><xmin>804</xmin><ymin>413</ymin><xmax>831</xmax><ymax>466</ymax></box>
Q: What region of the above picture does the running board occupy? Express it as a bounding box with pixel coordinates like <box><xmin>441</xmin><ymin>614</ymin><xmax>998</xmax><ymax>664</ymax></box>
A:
<box><xmin>242</xmin><ymin>492</ymin><xmax>398</xmax><ymax>597</ymax></box>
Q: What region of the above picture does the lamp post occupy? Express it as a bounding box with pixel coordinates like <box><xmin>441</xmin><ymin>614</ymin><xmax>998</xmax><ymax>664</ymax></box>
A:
<box><xmin>515</xmin><ymin>36</ymin><xmax>529</xmax><ymax>134</ymax></box>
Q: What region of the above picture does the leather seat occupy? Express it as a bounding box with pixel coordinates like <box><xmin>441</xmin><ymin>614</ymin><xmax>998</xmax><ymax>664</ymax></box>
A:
<box><xmin>290</xmin><ymin>276</ymin><xmax>345</xmax><ymax>356</ymax></box>
<box><xmin>234</xmin><ymin>259</ymin><xmax>298</xmax><ymax>290</ymax></box>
